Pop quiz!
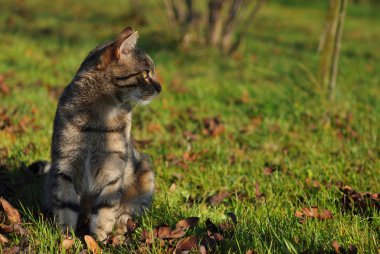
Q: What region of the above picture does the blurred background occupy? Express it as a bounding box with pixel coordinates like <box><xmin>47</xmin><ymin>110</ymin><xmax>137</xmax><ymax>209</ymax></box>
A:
<box><xmin>0</xmin><ymin>0</ymin><xmax>379</xmax><ymax>252</ymax></box>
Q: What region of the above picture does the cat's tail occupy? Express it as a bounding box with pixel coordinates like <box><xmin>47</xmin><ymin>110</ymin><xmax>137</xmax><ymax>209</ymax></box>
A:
<box><xmin>28</xmin><ymin>160</ymin><xmax>51</xmax><ymax>175</ymax></box>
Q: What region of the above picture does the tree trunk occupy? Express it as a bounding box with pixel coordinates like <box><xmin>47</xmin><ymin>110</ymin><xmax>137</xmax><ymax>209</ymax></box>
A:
<box><xmin>318</xmin><ymin>0</ymin><xmax>347</xmax><ymax>100</ymax></box>
<box><xmin>221</xmin><ymin>0</ymin><xmax>243</xmax><ymax>52</ymax></box>
<box><xmin>329</xmin><ymin>0</ymin><xmax>347</xmax><ymax>100</ymax></box>
<box><xmin>208</xmin><ymin>0</ymin><xmax>226</xmax><ymax>47</ymax></box>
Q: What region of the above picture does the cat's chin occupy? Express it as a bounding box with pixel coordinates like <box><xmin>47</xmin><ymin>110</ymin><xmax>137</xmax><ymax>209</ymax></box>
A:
<box><xmin>138</xmin><ymin>98</ymin><xmax>153</xmax><ymax>105</ymax></box>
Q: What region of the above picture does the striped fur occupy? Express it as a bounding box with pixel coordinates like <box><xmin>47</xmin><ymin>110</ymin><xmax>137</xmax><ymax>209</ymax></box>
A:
<box><xmin>44</xmin><ymin>27</ymin><xmax>160</xmax><ymax>241</ymax></box>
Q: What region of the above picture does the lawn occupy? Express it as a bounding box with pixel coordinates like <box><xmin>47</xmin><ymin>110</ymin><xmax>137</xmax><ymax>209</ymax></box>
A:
<box><xmin>0</xmin><ymin>0</ymin><xmax>379</xmax><ymax>253</ymax></box>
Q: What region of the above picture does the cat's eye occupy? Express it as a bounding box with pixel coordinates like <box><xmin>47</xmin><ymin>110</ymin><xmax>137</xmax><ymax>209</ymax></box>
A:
<box><xmin>142</xmin><ymin>70</ymin><xmax>150</xmax><ymax>80</ymax></box>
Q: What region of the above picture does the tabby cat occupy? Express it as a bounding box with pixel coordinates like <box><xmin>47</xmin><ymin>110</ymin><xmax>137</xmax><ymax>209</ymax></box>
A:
<box><xmin>44</xmin><ymin>27</ymin><xmax>161</xmax><ymax>241</ymax></box>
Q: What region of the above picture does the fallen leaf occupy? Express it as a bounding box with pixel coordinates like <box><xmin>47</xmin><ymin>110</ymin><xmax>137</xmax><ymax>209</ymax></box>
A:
<box><xmin>340</xmin><ymin>185</ymin><xmax>380</xmax><ymax>215</ymax></box>
<box><xmin>134</xmin><ymin>139</ymin><xmax>153</xmax><ymax>149</ymax></box>
<box><xmin>255</xmin><ymin>182</ymin><xmax>264</xmax><ymax>199</ymax></box>
<box><xmin>332</xmin><ymin>240</ymin><xmax>342</xmax><ymax>253</ymax></box>
<box><xmin>294</xmin><ymin>211</ymin><xmax>303</xmax><ymax>219</ymax></box>
<box><xmin>319</xmin><ymin>209</ymin><xmax>333</xmax><ymax>220</ymax></box>
<box><xmin>0</xmin><ymin>223</ymin><xmax>27</xmax><ymax>235</ymax></box>
<box><xmin>3</xmin><ymin>246</ymin><xmax>20</xmax><ymax>254</ymax></box>
<box><xmin>147</xmin><ymin>123</ymin><xmax>162</xmax><ymax>133</ymax></box>
<box><xmin>200</xmin><ymin>235</ymin><xmax>217</xmax><ymax>250</ymax></box>
<box><xmin>227</xmin><ymin>212</ymin><xmax>237</xmax><ymax>225</ymax></box>
<box><xmin>0</xmin><ymin>232</ymin><xmax>9</xmax><ymax>245</ymax></box>
<box><xmin>183</xmin><ymin>131</ymin><xmax>198</xmax><ymax>141</ymax></box>
<box><xmin>157</xmin><ymin>226</ymin><xmax>171</xmax><ymax>239</ymax></box>
<box><xmin>126</xmin><ymin>219</ymin><xmax>137</xmax><ymax>234</ymax></box>
<box><xmin>200</xmin><ymin>245</ymin><xmax>207</xmax><ymax>254</ymax></box>
<box><xmin>84</xmin><ymin>235</ymin><xmax>102</xmax><ymax>254</ymax></box>
<box><xmin>0</xmin><ymin>197</ymin><xmax>22</xmax><ymax>223</ymax></box>
<box><xmin>109</xmin><ymin>235</ymin><xmax>123</xmax><ymax>246</ymax></box>
<box><xmin>61</xmin><ymin>238</ymin><xmax>75</xmax><ymax>250</ymax></box>
<box><xmin>218</xmin><ymin>222</ymin><xmax>234</xmax><ymax>232</ymax></box>
<box><xmin>169</xmin><ymin>183</ymin><xmax>177</xmax><ymax>192</ymax></box>
<box><xmin>0</xmin><ymin>75</ymin><xmax>10</xmax><ymax>95</ymax></box>
<box><xmin>206</xmin><ymin>190</ymin><xmax>230</xmax><ymax>206</ymax></box>
<box><xmin>295</xmin><ymin>207</ymin><xmax>333</xmax><ymax>222</ymax></box>
<box><xmin>263</xmin><ymin>167</ymin><xmax>275</xmax><ymax>175</ymax></box>
<box><xmin>348</xmin><ymin>244</ymin><xmax>358</xmax><ymax>254</ymax></box>
<box><xmin>205</xmin><ymin>218</ymin><xmax>219</xmax><ymax>233</ymax></box>
<box><xmin>176</xmin><ymin>217</ymin><xmax>200</xmax><ymax>230</ymax></box>
<box><xmin>169</xmin><ymin>228</ymin><xmax>186</xmax><ymax>239</ymax></box>
<box><xmin>175</xmin><ymin>236</ymin><xmax>199</xmax><ymax>254</ymax></box>
<box><xmin>202</xmin><ymin>117</ymin><xmax>225</xmax><ymax>137</ymax></box>
<box><xmin>212</xmin><ymin>232</ymin><xmax>223</xmax><ymax>241</ymax></box>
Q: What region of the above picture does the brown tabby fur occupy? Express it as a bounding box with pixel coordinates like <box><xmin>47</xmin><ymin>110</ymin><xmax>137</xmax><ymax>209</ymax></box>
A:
<box><xmin>44</xmin><ymin>27</ymin><xmax>161</xmax><ymax>241</ymax></box>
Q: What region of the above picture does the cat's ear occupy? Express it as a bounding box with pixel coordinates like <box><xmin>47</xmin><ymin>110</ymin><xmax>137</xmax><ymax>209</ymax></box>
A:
<box><xmin>115</xmin><ymin>27</ymin><xmax>139</xmax><ymax>59</ymax></box>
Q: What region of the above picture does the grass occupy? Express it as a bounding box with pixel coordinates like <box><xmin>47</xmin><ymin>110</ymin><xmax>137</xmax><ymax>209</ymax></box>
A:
<box><xmin>0</xmin><ymin>0</ymin><xmax>379</xmax><ymax>253</ymax></box>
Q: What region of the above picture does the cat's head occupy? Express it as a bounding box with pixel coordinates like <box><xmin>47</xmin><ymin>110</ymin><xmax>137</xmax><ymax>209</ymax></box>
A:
<box><xmin>79</xmin><ymin>27</ymin><xmax>161</xmax><ymax>106</ymax></box>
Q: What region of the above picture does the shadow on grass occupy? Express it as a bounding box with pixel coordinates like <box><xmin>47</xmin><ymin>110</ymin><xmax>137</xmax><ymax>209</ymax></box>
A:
<box><xmin>0</xmin><ymin>162</ymin><xmax>44</xmax><ymax>214</ymax></box>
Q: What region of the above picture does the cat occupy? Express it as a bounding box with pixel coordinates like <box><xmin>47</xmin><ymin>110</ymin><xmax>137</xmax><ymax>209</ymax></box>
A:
<box><xmin>44</xmin><ymin>27</ymin><xmax>161</xmax><ymax>241</ymax></box>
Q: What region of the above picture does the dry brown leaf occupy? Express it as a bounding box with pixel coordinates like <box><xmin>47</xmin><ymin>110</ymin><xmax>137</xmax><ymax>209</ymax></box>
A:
<box><xmin>147</xmin><ymin>123</ymin><xmax>162</xmax><ymax>133</ymax></box>
<box><xmin>263</xmin><ymin>167</ymin><xmax>275</xmax><ymax>175</ymax></box>
<box><xmin>61</xmin><ymin>238</ymin><xmax>75</xmax><ymax>250</ymax></box>
<box><xmin>126</xmin><ymin>218</ymin><xmax>137</xmax><ymax>234</ymax></box>
<box><xmin>0</xmin><ymin>232</ymin><xmax>9</xmax><ymax>245</ymax></box>
<box><xmin>169</xmin><ymin>183</ymin><xmax>177</xmax><ymax>192</ymax></box>
<box><xmin>219</xmin><ymin>222</ymin><xmax>234</xmax><ymax>232</ymax></box>
<box><xmin>200</xmin><ymin>245</ymin><xmax>207</xmax><ymax>254</ymax></box>
<box><xmin>134</xmin><ymin>139</ymin><xmax>153</xmax><ymax>149</ymax></box>
<box><xmin>302</xmin><ymin>207</ymin><xmax>319</xmax><ymax>218</ymax></box>
<box><xmin>183</xmin><ymin>131</ymin><xmax>198</xmax><ymax>141</ymax></box>
<box><xmin>202</xmin><ymin>117</ymin><xmax>225</xmax><ymax>137</ymax></box>
<box><xmin>294</xmin><ymin>211</ymin><xmax>303</xmax><ymax>219</ymax></box>
<box><xmin>176</xmin><ymin>217</ymin><xmax>200</xmax><ymax>230</ymax></box>
<box><xmin>227</xmin><ymin>212</ymin><xmax>237</xmax><ymax>225</ymax></box>
<box><xmin>175</xmin><ymin>236</ymin><xmax>199</xmax><ymax>254</ymax></box>
<box><xmin>332</xmin><ymin>240</ymin><xmax>341</xmax><ymax>253</ymax></box>
<box><xmin>255</xmin><ymin>182</ymin><xmax>265</xmax><ymax>199</ymax></box>
<box><xmin>84</xmin><ymin>235</ymin><xmax>102</xmax><ymax>254</ymax></box>
<box><xmin>157</xmin><ymin>226</ymin><xmax>171</xmax><ymax>239</ymax></box>
<box><xmin>319</xmin><ymin>209</ymin><xmax>333</xmax><ymax>220</ymax></box>
<box><xmin>295</xmin><ymin>207</ymin><xmax>333</xmax><ymax>222</ymax></box>
<box><xmin>206</xmin><ymin>190</ymin><xmax>230</xmax><ymax>206</ymax></box>
<box><xmin>0</xmin><ymin>75</ymin><xmax>10</xmax><ymax>95</ymax></box>
<box><xmin>212</xmin><ymin>232</ymin><xmax>224</xmax><ymax>242</ymax></box>
<box><xmin>205</xmin><ymin>218</ymin><xmax>219</xmax><ymax>233</ymax></box>
<box><xmin>0</xmin><ymin>197</ymin><xmax>21</xmax><ymax>223</ymax></box>
<box><xmin>0</xmin><ymin>223</ymin><xmax>28</xmax><ymax>235</ymax></box>
<box><xmin>3</xmin><ymin>246</ymin><xmax>20</xmax><ymax>254</ymax></box>
<box><xmin>169</xmin><ymin>228</ymin><xmax>186</xmax><ymax>239</ymax></box>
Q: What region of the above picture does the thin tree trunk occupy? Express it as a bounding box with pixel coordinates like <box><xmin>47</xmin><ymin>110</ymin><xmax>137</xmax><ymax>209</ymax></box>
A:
<box><xmin>228</xmin><ymin>0</ymin><xmax>266</xmax><ymax>54</ymax></box>
<box><xmin>208</xmin><ymin>0</ymin><xmax>226</xmax><ymax>46</ymax></box>
<box><xmin>221</xmin><ymin>0</ymin><xmax>243</xmax><ymax>52</ymax></box>
<box><xmin>318</xmin><ymin>0</ymin><xmax>340</xmax><ymax>88</ymax></box>
<box><xmin>329</xmin><ymin>0</ymin><xmax>347</xmax><ymax>101</ymax></box>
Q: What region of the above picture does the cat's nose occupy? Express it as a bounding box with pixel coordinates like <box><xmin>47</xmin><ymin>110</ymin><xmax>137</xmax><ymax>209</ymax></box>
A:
<box><xmin>153</xmin><ymin>82</ymin><xmax>161</xmax><ymax>93</ymax></box>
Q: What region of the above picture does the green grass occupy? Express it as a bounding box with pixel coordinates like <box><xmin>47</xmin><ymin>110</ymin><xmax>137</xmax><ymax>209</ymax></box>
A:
<box><xmin>0</xmin><ymin>0</ymin><xmax>379</xmax><ymax>253</ymax></box>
